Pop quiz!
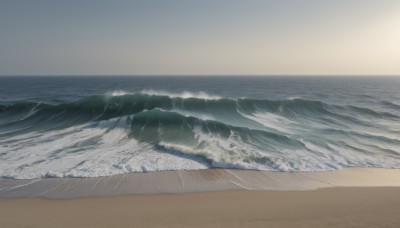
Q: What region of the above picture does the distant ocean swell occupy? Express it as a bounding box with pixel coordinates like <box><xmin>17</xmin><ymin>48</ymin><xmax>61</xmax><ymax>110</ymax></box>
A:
<box><xmin>1</xmin><ymin>91</ymin><xmax>399</xmax><ymax>179</ymax></box>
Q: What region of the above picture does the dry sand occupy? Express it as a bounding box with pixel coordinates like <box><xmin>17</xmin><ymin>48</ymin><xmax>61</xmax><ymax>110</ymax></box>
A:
<box><xmin>1</xmin><ymin>187</ymin><xmax>400</xmax><ymax>228</ymax></box>
<box><xmin>1</xmin><ymin>169</ymin><xmax>400</xmax><ymax>227</ymax></box>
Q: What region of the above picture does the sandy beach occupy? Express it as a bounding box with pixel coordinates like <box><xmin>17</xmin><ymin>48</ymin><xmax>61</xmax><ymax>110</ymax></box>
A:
<box><xmin>1</xmin><ymin>187</ymin><xmax>400</xmax><ymax>228</ymax></box>
<box><xmin>1</xmin><ymin>169</ymin><xmax>400</xmax><ymax>227</ymax></box>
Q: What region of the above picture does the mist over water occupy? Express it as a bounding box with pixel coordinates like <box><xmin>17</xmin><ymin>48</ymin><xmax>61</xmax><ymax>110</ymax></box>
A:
<box><xmin>0</xmin><ymin>76</ymin><xmax>399</xmax><ymax>179</ymax></box>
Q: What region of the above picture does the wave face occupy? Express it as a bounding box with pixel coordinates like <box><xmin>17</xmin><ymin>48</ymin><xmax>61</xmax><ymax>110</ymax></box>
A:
<box><xmin>1</xmin><ymin>91</ymin><xmax>400</xmax><ymax>179</ymax></box>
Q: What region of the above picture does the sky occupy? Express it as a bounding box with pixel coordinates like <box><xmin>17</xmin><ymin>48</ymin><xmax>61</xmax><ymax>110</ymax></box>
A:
<box><xmin>0</xmin><ymin>0</ymin><xmax>399</xmax><ymax>75</ymax></box>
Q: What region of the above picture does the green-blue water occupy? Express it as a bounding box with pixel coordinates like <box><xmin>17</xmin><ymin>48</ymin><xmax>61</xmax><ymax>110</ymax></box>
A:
<box><xmin>0</xmin><ymin>76</ymin><xmax>399</xmax><ymax>179</ymax></box>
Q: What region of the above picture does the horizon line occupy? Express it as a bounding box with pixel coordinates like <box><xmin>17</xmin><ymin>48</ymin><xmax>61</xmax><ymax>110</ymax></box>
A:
<box><xmin>1</xmin><ymin>74</ymin><xmax>400</xmax><ymax>77</ymax></box>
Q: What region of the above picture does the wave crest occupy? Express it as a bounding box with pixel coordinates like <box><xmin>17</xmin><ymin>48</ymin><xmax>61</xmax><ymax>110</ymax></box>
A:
<box><xmin>1</xmin><ymin>92</ymin><xmax>400</xmax><ymax>179</ymax></box>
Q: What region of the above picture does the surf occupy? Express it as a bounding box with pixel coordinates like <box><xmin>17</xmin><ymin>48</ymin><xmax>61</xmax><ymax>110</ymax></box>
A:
<box><xmin>0</xmin><ymin>91</ymin><xmax>399</xmax><ymax>179</ymax></box>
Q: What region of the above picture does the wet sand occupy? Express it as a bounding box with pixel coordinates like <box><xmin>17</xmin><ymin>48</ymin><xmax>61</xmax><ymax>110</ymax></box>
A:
<box><xmin>1</xmin><ymin>168</ymin><xmax>400</xmax><ymax>198</ymax></box>
<box><xmin>1</xmin><ymin>168</ymin><xmax>400</xmax><ymax>227</ymax></box>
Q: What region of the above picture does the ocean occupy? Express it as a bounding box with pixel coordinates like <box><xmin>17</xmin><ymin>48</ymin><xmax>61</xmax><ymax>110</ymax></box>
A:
<box><xmin>0</xmin><ymin>76</ymin><xmax>399</xmax><ymax>179</ymax></box>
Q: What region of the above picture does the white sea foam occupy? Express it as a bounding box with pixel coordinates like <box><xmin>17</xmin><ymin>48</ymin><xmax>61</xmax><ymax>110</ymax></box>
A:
<box><xmin>106</xmin><ymin>90</ymin><xmax>131</xmax><ymax>97</ymax></box>
<box><xmin>0</xmin><ymin>115</ymin><xmax>207</xmax><ymax>179</ymax></box>
<box><xmin>287</xmin><ymin>96</ymin><xmax>303</xmax><ymax>100</ymax></box>
<box><xmin>103</xmin><ymin>89</ymin><xmax>222</xmax><ymax>100</ymax></box>
<box><xmin>140</xmin><ymin>89</ymin><xmax>221</xmax><ymax>100</ymax></box>
<box><xmin>239</xmin><ymin>111</ymin><xmax>294</xmax><ymax>134</ymax></box>
<box><xmin>170</xmin><ymin>109</ymin><xmax>216</xmax><ymax>121</ymax></box>
<box><xmin>20</xmin><ymin>103</ymin><xmax>41</xmax><ymax>120</ymax></box>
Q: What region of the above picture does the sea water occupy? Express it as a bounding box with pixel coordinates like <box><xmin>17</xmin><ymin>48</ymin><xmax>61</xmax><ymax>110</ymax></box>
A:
<box><xmin>0</xmin><ymin>76</ymin><xmax>399</xmax><ymax>179</ymax></box>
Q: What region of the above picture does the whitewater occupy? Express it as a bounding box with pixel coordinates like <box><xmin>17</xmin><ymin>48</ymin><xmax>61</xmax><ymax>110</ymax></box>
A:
<box><xmin>0</xmin><ymin>76</ymin><xmax>399</xmax><ymax>179</ymax></box>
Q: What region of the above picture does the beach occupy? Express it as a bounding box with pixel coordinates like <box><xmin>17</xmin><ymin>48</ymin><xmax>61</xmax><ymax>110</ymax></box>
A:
<box><xmin>1</xmin><ymin>187</ymin><xmax>400</xmax><ymax>228</ymax></box>
<box><xmin>1</xmin><ymin>168</ymin><xmax>400</xmax><ymax>227</ymax></box>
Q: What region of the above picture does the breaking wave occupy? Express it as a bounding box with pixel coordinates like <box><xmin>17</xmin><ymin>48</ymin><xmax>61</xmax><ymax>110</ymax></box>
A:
<box><xmin>1</xmin><ymin>91</ymin><xmax>399</xmax><ymax>179</ymax></box>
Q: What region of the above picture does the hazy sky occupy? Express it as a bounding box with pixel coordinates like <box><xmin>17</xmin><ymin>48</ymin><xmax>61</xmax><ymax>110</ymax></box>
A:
<box><xmin>1</xmin><ymin>0</ymin><xmax>399</xmax><ymax>75</ymax></box>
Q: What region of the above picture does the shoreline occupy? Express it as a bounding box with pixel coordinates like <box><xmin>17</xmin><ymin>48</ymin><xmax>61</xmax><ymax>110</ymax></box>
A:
<box><xmin>1</xmin><ymin>187</ymin><xmax>400</xmax><ymax>227</ymax></box>
<box><xmin>1</xmin><ymin>168</ymin><xmax>400</xmax><ymax>199</ymax></box>
<box><xmin>2</xmin><ymin>168</ymin><xmax>400</xmax><ymax>227</ymax></box>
